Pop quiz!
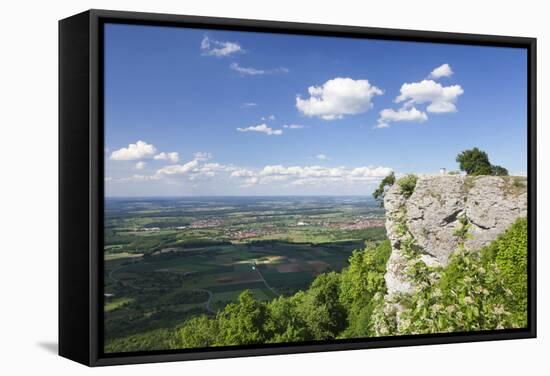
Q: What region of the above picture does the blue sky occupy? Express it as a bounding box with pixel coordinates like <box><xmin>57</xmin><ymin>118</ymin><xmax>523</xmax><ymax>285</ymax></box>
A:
<box><xmin>104</xmin><ymin>23</ymin><xmax>527</xmax><ymax>197</ymax></box>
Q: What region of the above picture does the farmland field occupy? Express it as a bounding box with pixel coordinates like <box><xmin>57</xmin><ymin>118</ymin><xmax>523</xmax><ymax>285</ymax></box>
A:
<box><xmin>103</xmin><ymin>196</ymin><xmax>386</xmax><ymax>351</ymax></box>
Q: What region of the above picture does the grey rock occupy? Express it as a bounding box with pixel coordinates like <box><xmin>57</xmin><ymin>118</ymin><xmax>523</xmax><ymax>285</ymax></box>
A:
<box><xmin>382</xmin><ymin>175</ymin><xmax>527</xmax><ymax>301</ymax></box>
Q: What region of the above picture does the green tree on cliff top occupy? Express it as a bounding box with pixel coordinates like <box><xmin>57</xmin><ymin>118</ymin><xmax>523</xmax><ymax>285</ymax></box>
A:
<box><xmin>456</xmin><ymin>147</ymin><xmax>508</xmax><ymax>176</ymax></box>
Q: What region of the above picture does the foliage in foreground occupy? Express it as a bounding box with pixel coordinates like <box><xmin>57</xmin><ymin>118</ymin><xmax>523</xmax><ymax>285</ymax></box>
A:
<box><xmin>398</xmin><ymin>217</ymin><xmax>527</xmax><ymax>334</ymax></box>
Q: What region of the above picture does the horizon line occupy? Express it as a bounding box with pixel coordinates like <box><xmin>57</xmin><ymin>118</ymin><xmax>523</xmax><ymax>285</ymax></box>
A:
<box><xmin>105</xmin><ymin>194</ymin><xmax>376</xmax><ymax>198</ymax></box>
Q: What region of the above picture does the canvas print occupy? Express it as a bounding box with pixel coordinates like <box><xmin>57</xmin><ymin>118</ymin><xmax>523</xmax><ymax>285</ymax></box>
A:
<box><xmin>103</xmin><ymin>23</ymin><xmax>528</xmax><ymax>353</ymax></box>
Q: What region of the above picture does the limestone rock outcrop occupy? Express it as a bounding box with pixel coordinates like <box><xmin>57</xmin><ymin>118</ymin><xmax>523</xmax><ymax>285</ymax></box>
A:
<box><xmin>383</xmin><ymin>175</ymin><xmax>527</xmax><ymax>303</ymax></box>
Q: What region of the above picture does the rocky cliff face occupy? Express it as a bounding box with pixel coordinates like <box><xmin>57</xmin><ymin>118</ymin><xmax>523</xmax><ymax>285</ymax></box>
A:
<box><xmin>382</xmin><ymin>175</ymin><xmax>527</xmax><ymax>324</ymax></box>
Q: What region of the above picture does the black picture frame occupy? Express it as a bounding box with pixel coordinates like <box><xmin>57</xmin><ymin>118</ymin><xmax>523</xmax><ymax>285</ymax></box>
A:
<box><xmin>59</xmin><ymin>9</ymin><xmax>537</xmax><ymax>367</ymax></box>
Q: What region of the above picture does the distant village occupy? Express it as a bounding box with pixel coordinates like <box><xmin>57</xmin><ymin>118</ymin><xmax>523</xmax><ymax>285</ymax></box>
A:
<box><xmin>138</xmin><ymin>214</ymin><xmax>384</xmax><ymax>241</ymax></box>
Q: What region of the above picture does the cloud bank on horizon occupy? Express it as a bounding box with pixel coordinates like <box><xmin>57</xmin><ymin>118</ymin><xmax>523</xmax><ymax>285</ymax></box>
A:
<box><xmin>107</xmin><ymin>145</ymin><xmax>394</xmax><ymax>194</ymax></box>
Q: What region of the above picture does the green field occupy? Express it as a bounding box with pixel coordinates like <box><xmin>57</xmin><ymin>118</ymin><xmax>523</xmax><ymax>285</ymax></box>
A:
<box><xmin>104</xmin><ymin>196</ymin><xmax>386</xmax><ymax>350</ymax></box>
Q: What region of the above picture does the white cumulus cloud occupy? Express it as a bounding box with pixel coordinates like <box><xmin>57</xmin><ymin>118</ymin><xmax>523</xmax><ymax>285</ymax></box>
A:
<box><xmin>230</xmin><ymin>169</ymin><xmax>255</xmax><ymax>178</ymax></box>
<box><xmin>296</xmin><ymin>77</ymin><xmax>383</xmax><ymax>120</ymax></box>
<box><xmin>201</xmin><ymin>36</ymin><xmax>242</xmax><ymax>57</ymax></box>
<box><xmin>193</xmin><ymin>163</ymin><xmax>228</xmax><ymax>177</ymax></box>
<box><xmin>349</xmin><ymin>166</ymin><xmax>394</xmax><ymax>177</ymax></box>
<box><xmin>258</xmin><ymin>165</ymin><xmax>391</xmax><ymax>180</ymax></box>
<box><xmin>236</xmin><ymin>124</ymin><xmax>283</xmax><ymax>136</ymax></box>
<box><xmin>376</xmin><ymin>107</ymin><xmax>428</xmax><ymax>128</ymax></box>
<box><xmin>283</xmin><ymin>124</ymin><xmax>305</xmax><ymax>129</ymax></box>
<box><xmin>156</xmin><ymin>160</ymin><xmax>199</xmax><ymax>176</ymax></box>
<box><xmin>111</xmin><ymin>150</ymin><xmax>395</xmax><ymax>194</ymax></box>
<box><xmin>110</xmin><ymin>140</ymin><xmax>156</xmax><ymax>161</ymax></box>
<box><xmin>154</xmin><ymin>152</ymin><xmax>180</xmax><ymax>163</ymax></box>
<box><xmin>429</xmin><ymin>63</ymin><xmax>454</xmax><ymax>79</ymax></box>
<box><xmin>248</xmin><ymin>164</ymin><xmax>394</xmax><ymax>187</ymax></box>
<box><xmin>395</xmin><ymin>79</ymin><xmax>464</xmax><ymax>113</ymax></box>
<box><xmin>316</xmin><ymin>154</ymin><xmax>329</xmax><ymax>160</ymax></box>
